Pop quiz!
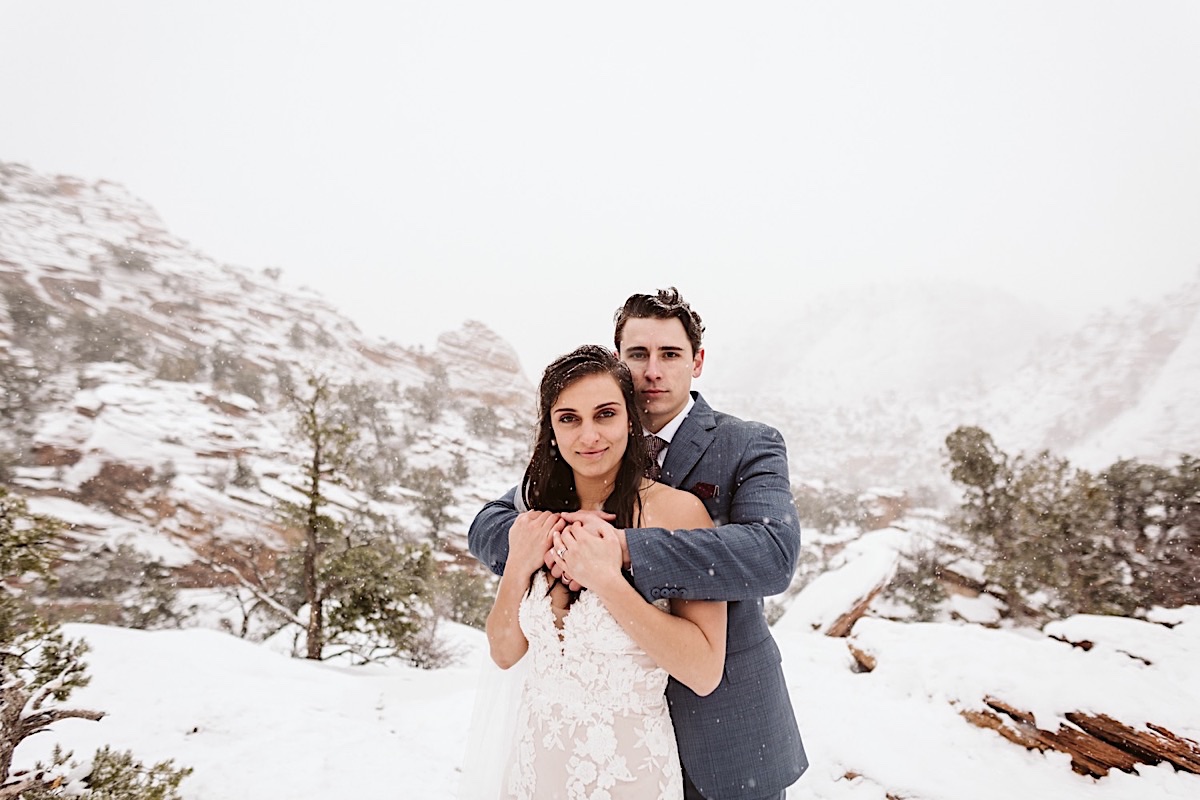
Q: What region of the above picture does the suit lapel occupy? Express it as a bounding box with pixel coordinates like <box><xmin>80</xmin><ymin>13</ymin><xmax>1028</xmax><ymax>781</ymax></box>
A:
<box><xmin>661</xmin><ymin>392</ymin><xmax>716</xmax><ymax>488</ymax></box>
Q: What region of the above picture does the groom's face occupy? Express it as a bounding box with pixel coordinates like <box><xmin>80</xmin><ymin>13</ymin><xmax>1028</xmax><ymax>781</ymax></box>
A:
<box><xmin>618</xmin><ymin>316</ymin><xmax>705</xmax><ymax>434</ymax></box>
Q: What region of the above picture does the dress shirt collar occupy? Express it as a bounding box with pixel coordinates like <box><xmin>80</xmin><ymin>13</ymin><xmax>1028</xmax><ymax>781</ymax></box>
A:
<box><xmin>648</xmin><ymin>392</ymin><xmax>695</xmax><ymax>446</ymax></box>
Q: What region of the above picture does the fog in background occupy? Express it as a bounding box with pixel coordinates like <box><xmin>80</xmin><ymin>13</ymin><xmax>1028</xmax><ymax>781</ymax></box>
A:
<box><xmin>3</xmin><ymin>1</ymin><xmax>1199</xmax><ymax>378</ymax></box>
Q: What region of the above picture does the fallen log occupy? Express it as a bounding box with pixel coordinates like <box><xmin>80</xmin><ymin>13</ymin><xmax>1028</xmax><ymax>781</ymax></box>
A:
<box><xmin>826</xmin><ymin>582</ymin><xmax>885</xmax><ymax>638</ymax></box>
<box><xmin>960</xmin><ymin>707</ymin><xmax>1045</xmax><ymax>752</ymax></box>
<box><xmin>960</xmin><ymin>695</ymin><xmax>1200</xmax><ymax>779</ymax></box>
<box><xmin>1066</xmin><ymin>713</ymin><xmax>1200</xmax><ymax>774</ymax></box>
<box><xmin>847</xmin><ymin>643</ymin><xmax>876</xmax><ymax>673</ymax></box>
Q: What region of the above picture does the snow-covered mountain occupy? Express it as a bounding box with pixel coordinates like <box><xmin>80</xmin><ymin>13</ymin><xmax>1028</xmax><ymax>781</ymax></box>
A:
<box><xmin>706</xmin><ymin>276</ymin><xmax>1200</xmax><ymax>495</ymax></box>
<box><xmin>3</xmin><ymin>156</ymin><xmax>1197</xmax><ymax>558</ymax></box>
<box><xmin>0</xmin><ymin>161</ymin><xmax>533</xmax><ymax>564</ymax></box>
<box><xmin>983</xmin><ymin>281</ymin><xmax>1200</xmax><ymax>469</ymax></box>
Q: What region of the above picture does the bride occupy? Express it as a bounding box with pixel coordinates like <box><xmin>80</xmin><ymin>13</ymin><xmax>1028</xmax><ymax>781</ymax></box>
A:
<box><xmin>481</xmin><ymin>344</ymin><xmax>725</xmax><ymax>799</ymax></box>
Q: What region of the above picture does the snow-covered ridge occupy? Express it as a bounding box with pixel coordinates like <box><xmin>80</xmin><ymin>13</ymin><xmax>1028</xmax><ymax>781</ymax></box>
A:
<box><xmin>0</xmin><ymin>160</ymin><xmax>534</xmax><ymax>558</ymax></box>
<box><xmin>706</xmin><ymin>274</ymin><xmax>1200</xmax><ymax>492</ymax></box>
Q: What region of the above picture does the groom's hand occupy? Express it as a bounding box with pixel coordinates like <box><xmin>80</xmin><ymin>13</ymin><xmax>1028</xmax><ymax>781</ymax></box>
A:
<box><xmin>559</xmin><ymin>510</ymin><xmax>630</xmax><ymax>570</ymax></box>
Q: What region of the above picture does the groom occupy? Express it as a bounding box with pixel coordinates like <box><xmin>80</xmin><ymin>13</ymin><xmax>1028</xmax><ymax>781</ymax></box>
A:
<box><xmin>469</xmin><ymin>287</ymin><xmax>808</xmax><ymax>799</ymax></box>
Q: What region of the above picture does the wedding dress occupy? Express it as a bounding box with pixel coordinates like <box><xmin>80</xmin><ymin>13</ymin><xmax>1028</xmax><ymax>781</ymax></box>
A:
<box><xmin>500</xmin><ymin>570</ymin><xmax>683</xmax><ymax>800</ymax></box>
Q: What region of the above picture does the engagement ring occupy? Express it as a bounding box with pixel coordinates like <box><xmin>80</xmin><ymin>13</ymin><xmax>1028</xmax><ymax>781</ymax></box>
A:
<box><xmin>556</xmin><ymin>548</ymin><xmax>565</xmax><ymax>558</ymax></box>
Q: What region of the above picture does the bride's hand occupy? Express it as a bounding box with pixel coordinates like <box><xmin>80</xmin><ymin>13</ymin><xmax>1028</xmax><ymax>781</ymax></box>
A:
<box><xmin>555</xmin><ymin>521</ymin><xmax>622</xmax><ymax>592</ymax></box>
<box><xmin>506</xmin><ymin>511</ymin><xmax>563</xmax><ymax>578</ymax></box>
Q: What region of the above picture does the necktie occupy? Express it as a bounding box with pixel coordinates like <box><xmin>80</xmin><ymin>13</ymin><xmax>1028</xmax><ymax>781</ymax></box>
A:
<box><xmin>645</xmin><ymin>435</ymin><xmax>667</xmax><ymax>480</ymax></box>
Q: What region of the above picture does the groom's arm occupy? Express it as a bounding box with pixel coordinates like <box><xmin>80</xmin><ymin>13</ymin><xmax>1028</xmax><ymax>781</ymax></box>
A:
<box><xmin>468</xmin><ymin>486</ymin><xmax>522</xmax><ymax>576</ymax></box>
<box><xmin>625</xmin><ymin>424</ymin><xmax>801</xmax><ymax>602</ymax></box>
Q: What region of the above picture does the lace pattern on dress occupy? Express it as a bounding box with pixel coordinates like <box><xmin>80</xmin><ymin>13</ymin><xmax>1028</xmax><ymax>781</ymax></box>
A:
<box><xmin>502</xmin><ymin>571</ymin><xmax>682</xmax><ymax>800</ymax></box>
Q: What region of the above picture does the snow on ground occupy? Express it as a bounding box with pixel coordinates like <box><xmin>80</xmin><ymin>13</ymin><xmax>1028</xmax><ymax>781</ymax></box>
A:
<box><xmin>15</xmin><ymin>623</ymin><xmax>482</xmax><ymax>798</ymax></box>
<box><xmin>12</xmin><ymin>601</ymin><xmax>1200</xmax><ymax>799</ymax></box>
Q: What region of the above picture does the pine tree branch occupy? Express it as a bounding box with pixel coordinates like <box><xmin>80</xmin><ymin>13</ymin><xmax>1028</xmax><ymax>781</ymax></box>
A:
<box><xmin>19</xmin><ymin>706</ymin><xmax>106</xmax><ymax>739</ymax></box>
<box><xmin>28</xmin><ymin>662</ymin><xmax>83</xmax><ymax>713</ymax></box>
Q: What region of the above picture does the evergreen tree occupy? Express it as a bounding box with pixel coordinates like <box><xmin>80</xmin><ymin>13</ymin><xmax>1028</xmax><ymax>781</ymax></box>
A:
<box><xmin>407</xmin><ymin>465</ymin><xmax>458</xmax><ymax>539</ymax></box>
<box><xmin>19</xmin><ymin>746</ymin><xmax>191</xmax><ymax>800</ymax></box>
<box><xmin>284</xmin><ymin>373</ymin><xmax>356</xmax><ymax>659</ymax></box>
<box><xmin>1102</xmin><ymin>454</ymin><xmax>1200</xmax><ymax>608</ymax></box>
<box><xmin>269</xmin><ymin>374</ymin><xmax>437</xmax><ymax>662</ymax></box>
<box><xmin>944</xmin><ymin>425</ymin><xmax>1012</xmax><ymax>539</ymax></box>
<box><xmin>335</xmin><ymin>381</ymin><xmax>406</xmax><ymax>500</ymax></box>
<box><xmin>405</xmin><ymin>363</ymin><xmax>451</xmax><ymax>424</ymax></box>
<box><xmin>467</xmin><ymin>406</ymin><xmax>502</xmax><ymax>440</ymax></box>
<box><xmin>0</xmin><ymin>488</ymin><xmax>191</xmax><ymax>797</ymax></box>
<box><xmin>320</xmin><ymin>533</ymin><xmax>437</xmax><ymax>665</ymax></box>
<box><xmin>1159</xmin><ymin>455</ymin><xmax>1200</xmax><ymax>606</ymax></box>
<box><xmin>945</xmin><ymin>426</ymin><xmax>1197</xmax><ymax>621</ymax></box>
<box><xmin>0</xmin><ymin>353</ymin><xmax>43</xmax><ymax>481</ymax></box>
<box><xmin>996</xmin><ymin>451</ymin><xmax>1131</xmax><ymax>619</ymax></box>
<box><xmin>49</xmin><ymin>544</ymin><xmax>186</xmax><ymax>630</ymax></box>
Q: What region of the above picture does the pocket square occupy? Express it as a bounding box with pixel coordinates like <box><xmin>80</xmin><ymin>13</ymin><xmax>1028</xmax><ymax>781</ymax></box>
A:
<box><xmin>690</xmin><ymin>482</ymin><xmax>719</xmax><ymax>500</ymax></box>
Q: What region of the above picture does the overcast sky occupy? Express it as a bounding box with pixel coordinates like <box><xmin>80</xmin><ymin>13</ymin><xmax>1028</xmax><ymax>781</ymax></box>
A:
<box><xmin>3</xmin><ymin>1</ymin><xmax>1199</xmax><ymax>378</ymax></box>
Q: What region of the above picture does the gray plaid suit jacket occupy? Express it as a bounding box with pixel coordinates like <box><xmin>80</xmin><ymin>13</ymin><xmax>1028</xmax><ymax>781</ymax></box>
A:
<box><xmin>468</xmin><ymin>392</ymin><xmax>809</xmax><ymax>799</ymax></box>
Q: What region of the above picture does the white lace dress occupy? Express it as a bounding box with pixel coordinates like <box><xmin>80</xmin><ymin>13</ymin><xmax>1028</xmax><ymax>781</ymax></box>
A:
<box><xmin>501</xmin><ymin>571</ymin><xmax>683</xmax><ymax>800</ymax></box>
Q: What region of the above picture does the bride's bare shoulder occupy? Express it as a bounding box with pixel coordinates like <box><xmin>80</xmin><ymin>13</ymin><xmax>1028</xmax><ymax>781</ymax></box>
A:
<box><xmin>639</xmin><ymin>481</ymin><xmax>714</xmax><ymax>529</ymax></box>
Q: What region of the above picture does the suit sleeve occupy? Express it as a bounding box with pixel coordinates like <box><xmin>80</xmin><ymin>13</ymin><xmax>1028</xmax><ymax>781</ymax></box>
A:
<box><xmin>625</xmin><ymin>425</ymin><xmax>801</xmax><ymax>602</ymax></box>
<box><xmin>467</xmin><ymin>485</ymin><xmax>520</xmax><ymax>576</ymax></box>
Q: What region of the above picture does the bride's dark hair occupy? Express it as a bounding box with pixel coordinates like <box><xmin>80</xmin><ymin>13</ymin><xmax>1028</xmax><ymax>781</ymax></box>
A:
<box><xmin>522</xmin><ymin>344</ymin><xmax>650</xmax><ymax>528</ymax></box>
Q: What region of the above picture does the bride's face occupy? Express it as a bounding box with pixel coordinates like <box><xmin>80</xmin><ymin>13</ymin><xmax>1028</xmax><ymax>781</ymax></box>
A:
<box><xmin>550</xmin><ymin>372</ymin><xmax>630</xmax><ymax>481</ymax></box>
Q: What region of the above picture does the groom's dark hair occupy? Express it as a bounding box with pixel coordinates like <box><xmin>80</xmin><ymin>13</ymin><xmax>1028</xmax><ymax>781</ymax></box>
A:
<box><xmin>613</xmin><ymin>286</ymin><xmax>705</xmax><ymax>355</ymax></box>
